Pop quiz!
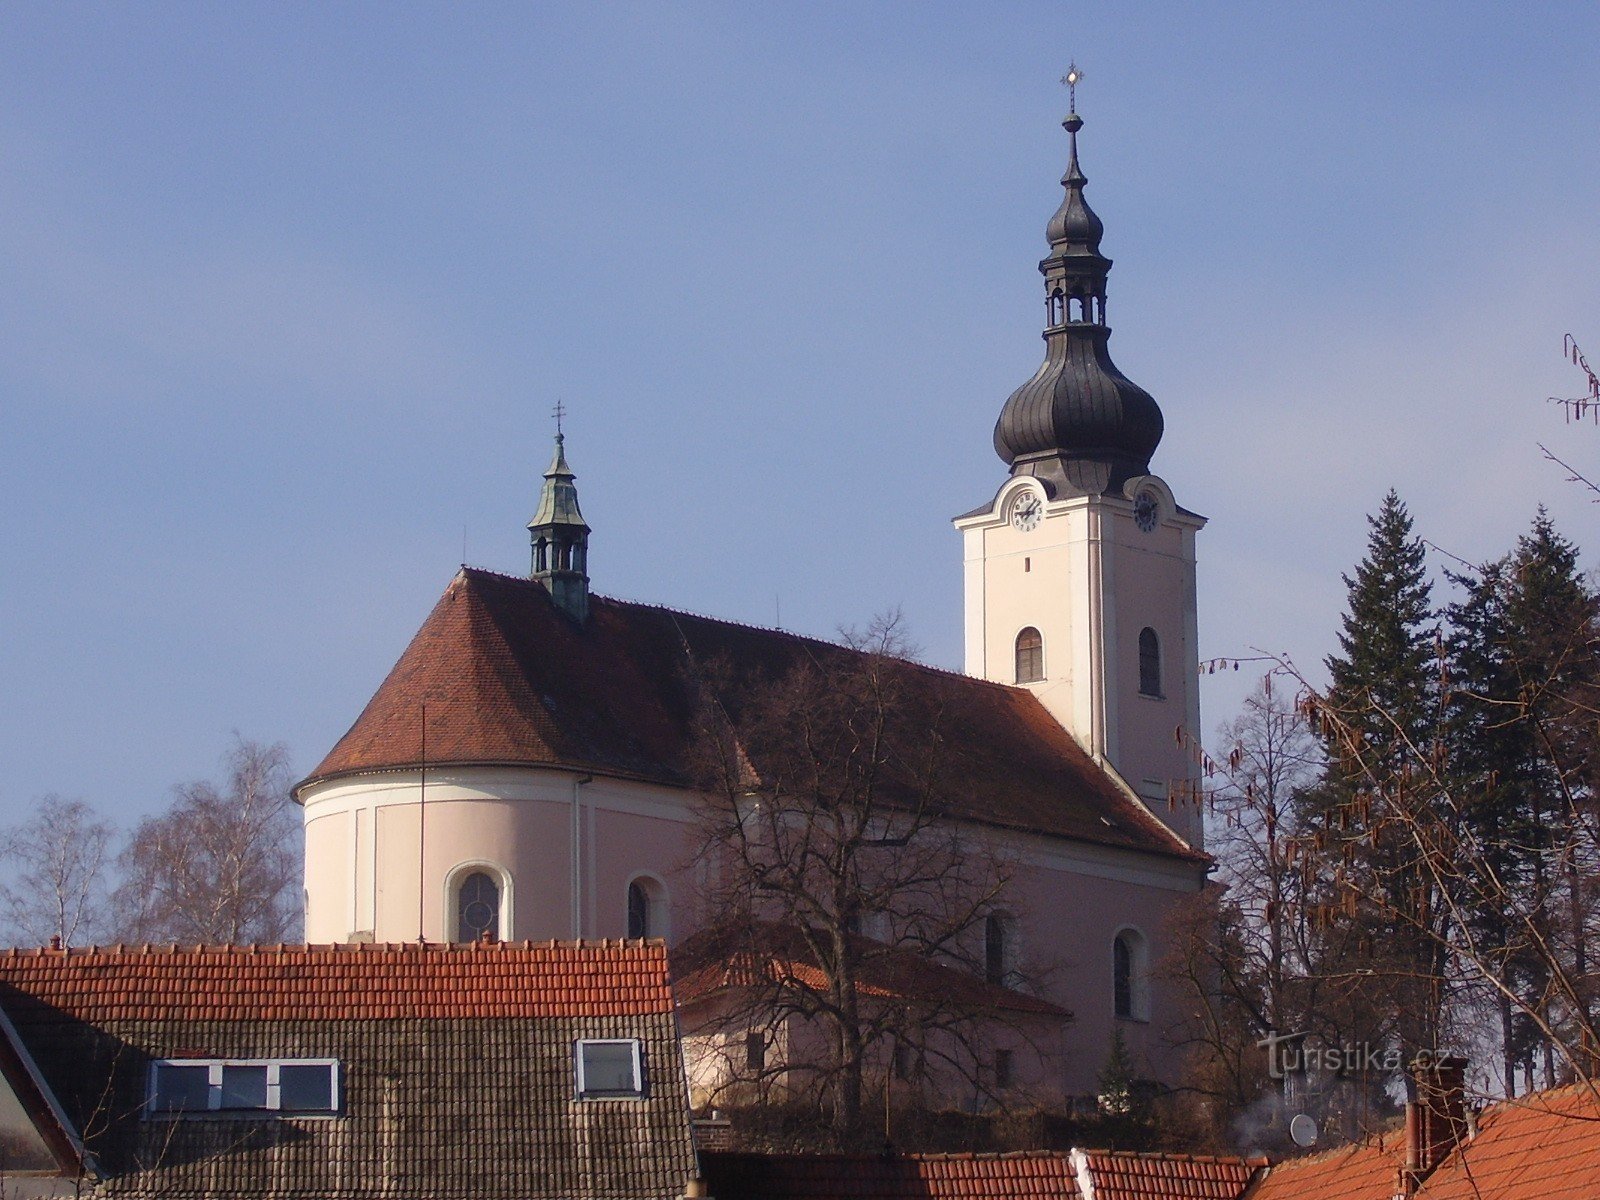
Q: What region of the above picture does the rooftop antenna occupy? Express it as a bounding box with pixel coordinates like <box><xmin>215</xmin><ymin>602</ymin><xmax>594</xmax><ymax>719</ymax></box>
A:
<box><xmin>1060</xmin><ymin>60</ymin><xmax>1083</xmax><ymax>112</ymax></box>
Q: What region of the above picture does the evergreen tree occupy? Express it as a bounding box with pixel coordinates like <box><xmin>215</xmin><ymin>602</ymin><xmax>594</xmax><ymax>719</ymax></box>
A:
<box><xmin>1324</xmin><ymin>490</ymin><xmax>1437</xmax><ymax>760</ymax></box>
<box><xmin>1313</xmin><ymin>490</ymin><xmax>1447</xmax><ymax>1062</ymax></box>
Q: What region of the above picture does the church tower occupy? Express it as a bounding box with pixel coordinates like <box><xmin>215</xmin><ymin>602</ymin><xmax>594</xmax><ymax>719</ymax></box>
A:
<box><xmin>528</xmin><ymin>429</ymin><xmax>590</xmax><ymax>622</ymax></box>
<box><xmin>954</xmin><ymin>89</ymin><xmax>1205</xmax><ymax>848</ymax></box>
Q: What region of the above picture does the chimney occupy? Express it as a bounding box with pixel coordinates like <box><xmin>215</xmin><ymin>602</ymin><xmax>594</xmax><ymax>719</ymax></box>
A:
<box><xmin>1402</xmin><ymin>1054</ymin><xmax>1469</xmax><ymax>1189</ymax></box>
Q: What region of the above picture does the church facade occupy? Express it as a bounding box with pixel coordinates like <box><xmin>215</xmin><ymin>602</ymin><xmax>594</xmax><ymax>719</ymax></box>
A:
<box><xmin>296</xmin><ymin>102</ymin><xmax>1209</xmax><ymax>1103</ymax></box>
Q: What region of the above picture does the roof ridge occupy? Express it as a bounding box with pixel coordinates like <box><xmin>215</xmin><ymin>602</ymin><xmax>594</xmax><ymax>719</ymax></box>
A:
<box><xmin>4</xmin><ymin>937</ymin><xmax>667</xmax><ymax>958</ymax></box>
<box><xmin>458</xmin><ymin>566</ymin><xmax>1034</xmax><ymax>696</ymax></box>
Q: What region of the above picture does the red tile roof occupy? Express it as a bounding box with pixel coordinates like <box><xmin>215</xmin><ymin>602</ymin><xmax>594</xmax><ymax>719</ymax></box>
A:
<box><xmin>703</xmin><ymin>1149</ymin><xmax>1267</xmax><ymax>1200</ymax></box>
<box><xmin>302</xmin><ymin>569</ymin><xmax>1202</xmax><ymax>862</ymax></box>
<box><xmin>0</xmin><ymin>940</ymin><xmax>674</xmax><ymax>1022</ymax></box>
<box><xmin>1079</xmin><ymin>1149</ymin><xmax>1267</xmax><ymax>1199</ymax></box>
<box><xmin>1418</xmin><ymin>1083</ymin><xmax>1600</xmax><ymax>1200</ymax></box>
<box><xmin>673</xmin><ymin>922</ymin><xmax>1068</xmax><ymax>1018</ymax></box>
<box><xmin>1243</xmin><ymin>1136</ymin><xmax>1402</xmax><ymax>1200</ymax></box>
<box><xmin>702</xmin><ymin>1150</ymin><xmax>1081</xmax><ymax>1198</ymax></box>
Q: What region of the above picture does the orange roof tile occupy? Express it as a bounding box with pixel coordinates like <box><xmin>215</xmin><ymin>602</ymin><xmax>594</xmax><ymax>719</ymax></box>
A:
<box><xmin>0</xmin><ymin>940</ymin><xmax>674</xmax><ymax>1023</ymax></box>
<box><xmin>1419</xmin><ymin>1083</ymin><xmax>1600</xmax><ymax>1200</ymax></box>
<box><xmin>301</xmin><ymin>569</ymin><xmax>1204</xmax><ymax>863</ymax></box>
<box><xmin>672</xmin><ymin>922</ymin><xmax>1069</xmax><ymax>1018</ymax></box>
<box><xmin>1244</xmin><ymin>1136</ymin><xmax>1402</xmax><ymax>1200</ymax></box>
<box><xmin>1079</xmin><ymin>1149</ymin><xmax>1266</xmax><ymax>1200</ymax></box>
<box><xmin>703</xmin><ymin>1149</ymin><xmax>1081</xmax><ymax>1198</ymax></box>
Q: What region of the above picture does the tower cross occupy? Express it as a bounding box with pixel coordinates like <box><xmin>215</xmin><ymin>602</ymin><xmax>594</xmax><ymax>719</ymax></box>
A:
<box><xmin>1060</xmin><ymin>62</ymin><xmax>1083</xmax><ymax>112</ymax></box>
<box><xmin>552</xmin><ymin>400</ymin><xmax>566</xmax><ymax>437</ymax></box>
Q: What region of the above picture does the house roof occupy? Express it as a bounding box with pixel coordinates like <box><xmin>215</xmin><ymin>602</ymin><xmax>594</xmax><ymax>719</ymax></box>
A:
<box><xmin>0</xmin><ymin>940</ymin><xmax>697</xmax><ymax>1199</ymax></box>
<box><xmin>672</xmin><ymin>922</ymin><xmax>1068</xmax><ymax>1019</ymax></box>
<box><xmin>1242</xmin><ymin>1137</ymin><xmax>1401</xmax><ymax>1200</ymax></box>
<box><xmin>701</xmin><ymin>1149</ymin><xmax>1081</xmax><ymax>1198</ymax></box>
<box><xmin>1076</xmin><ymin>1149</ymin><xmax>1267</xmax><ymax>1199</ymax></box>
<box><xmin>1416</xmin><ymin>1083</ymin><xmax>1600</xmax><ymax>1200</ymax></box>
<box><xmin>301</xmin><ymin>568</ymin><xmax>1203</xmax><ymax>864</ymax></box>
<box><xmin>700</xmin><ymin>1149</ymin><xmax>1268</xmax><ymax>1199</ymax></box>
<box><xmin>0</xmin><ymin>939</ymin><xmax>675</xmax><ymax>1021</ymax></box>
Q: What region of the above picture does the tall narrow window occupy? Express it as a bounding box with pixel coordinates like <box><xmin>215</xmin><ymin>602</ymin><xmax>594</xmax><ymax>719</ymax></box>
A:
<box><xmin>1138</xmin><ymin>627</ymin><xmax>1161</xmax><ymax>697</ymax></box>
<box><xmin>456</xmin><ymin>871</ymin><xmax>499</xmax><ymax>943</ymax></box>
<box><xmin>1114</xmin><ymin>929</ymin><xmax>1148</xmax><ymax>1020</ymax></box>
<box><xmin>1015</xmin><ymin>628</ymin><xmax>1044</xmax><ymax>684</ymax></box>
<box><xmin>984</xmin><ymin>913</ymin><xmax>1013</xmax><ymax>985</ymax></box>
<box><xmin>626</xmin><ymin>876</ymin><xmax>667</xmax><ymax>940</ymax></box>
<box><xmin>627</xmin><ymin>881</ymin><xmax>650</xmax><ymax>939</ymax></box>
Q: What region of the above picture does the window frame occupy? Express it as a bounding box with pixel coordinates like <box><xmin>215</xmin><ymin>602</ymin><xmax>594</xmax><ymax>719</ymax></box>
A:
<box><xmin>1014</xmin><ymin>627</ymin><xmax>1044</xmax><ymax>684</ymax></box>
<box><xmin>444</xmin><ymin>860</ymin><xmax>513</xmax><ymax>945</ymax></box>
<box><xmin>1137</xmin><ymin>627</ymin><xmax>1162</xmax><ymax>698</ymax></box>
<box><xmin>573</xmin><ymin>1038</ymin><xmax>646</xmax><ymax>1100</ymax></box>
<box><xmin>146</xmin><ymin>1058</ymin><xmax>342</xmax><ymax>1119</ymax></box>
<box><xmin>1113</xmin><ymin>927</ymin><xmax>1150</xmax><ymax>1022</ymax></box>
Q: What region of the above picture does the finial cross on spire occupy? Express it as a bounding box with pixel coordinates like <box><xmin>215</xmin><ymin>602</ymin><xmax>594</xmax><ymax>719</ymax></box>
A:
<box><xmin>1060</xmin><ymin>62</ymin><xmax>1083</xmax><ymax>112</ymax></box>
<box><xmin>552</xmin><ymin>400</ymin><xmax>566</xmax><ymax>438</ymax></box>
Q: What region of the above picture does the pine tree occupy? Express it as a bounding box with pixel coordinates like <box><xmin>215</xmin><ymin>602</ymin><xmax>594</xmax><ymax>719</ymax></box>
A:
<box><xmin>1446</xmin><ymin>509</ymin><xmax>1599</xmax><ymax>1091</ymax></box>
<box><xmin>1324</xmin><ymin>490</ymin><xmax>1437</xmax><ymax>760</ymax></box>
<box><xmin>1313</xmin><ymin>490</ymin><xmax>1446</xmax><ymax>1062</ymax></box>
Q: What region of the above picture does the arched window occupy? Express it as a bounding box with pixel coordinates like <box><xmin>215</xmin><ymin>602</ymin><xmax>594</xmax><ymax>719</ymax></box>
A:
<box><xmin>1113</xmin><ymin>928</ymin><xmax>1148</xmax><ymax>1020</ymax></box>
<box><xmin>456</xmin><ymin>871</ymin><xmax>500</xmax><ymax>943</ymax></box>
<box><xmin>1138</xmin><ymin>627</ymin><xmax>1161</xmax><ymax>697</ymax></box>
<box><xmin>1015</xmin><ymin>628</ymin><xmax>1044</xmax><ymax>684</ymax></box>
<box><xmin>627</xmin><ymin>881</ymin><xmax>650</xmax><ymax>938</ymax></box>
<box><xmin>984</xmin><ymin>913</ymin><xmax>1016</xmax><ymax>985</ymax></box>
<box><xmin>626</xmin><ymin>875</ymin><xmax>668</xmax><ymax>940</ymax></box>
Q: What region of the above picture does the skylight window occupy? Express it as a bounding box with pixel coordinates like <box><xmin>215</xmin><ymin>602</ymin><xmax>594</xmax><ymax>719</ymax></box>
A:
<box><xmin>574</xmin><ymin>1039</ymin><xmax>645</xmax><ymax>1099</ymax></box>
<box><xmin>148</xmin><ymin>1060</ymin><xmax>340</xmax><ymax>1117</ymax></box>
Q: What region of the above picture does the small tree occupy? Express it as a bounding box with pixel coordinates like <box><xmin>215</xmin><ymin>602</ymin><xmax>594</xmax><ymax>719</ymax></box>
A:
<box><xmin>685</xmin><ymin>614</ymin><xmax>1032</xmax><ymax>1146</ymax></box>
<box><xmin>113</xmin><ymin>738</ymin><xmax>302</xmax><ymax>944</ymax></box>
<box><xmin>0</xmin><ymin>796</ymin><xmax>114</xmax><ymax>947</ymax></box>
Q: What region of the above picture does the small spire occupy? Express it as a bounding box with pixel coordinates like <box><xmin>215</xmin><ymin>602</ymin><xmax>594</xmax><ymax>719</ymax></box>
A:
<box><xmin>528</xmin><ymin>420</ymin><xmax>591</xmax><ymax>622</ymax></box>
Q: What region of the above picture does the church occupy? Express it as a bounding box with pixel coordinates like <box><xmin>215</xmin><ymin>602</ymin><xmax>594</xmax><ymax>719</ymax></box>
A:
<box><xmin>295</xmin><ymin>96</ymin><xmax>1209</xmax><ymax>1104</ymax></box>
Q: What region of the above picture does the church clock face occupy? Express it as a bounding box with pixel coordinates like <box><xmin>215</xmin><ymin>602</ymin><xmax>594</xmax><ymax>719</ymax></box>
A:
<box><xmin>1134</xmin><ymin>491</ymin><xmax>1159</xmax><ymax>533</ymax></box>
<box><xmin>1011</xmin><ymin>493</ymin><xmax>1043</xmax><ymax>532</ymax></box>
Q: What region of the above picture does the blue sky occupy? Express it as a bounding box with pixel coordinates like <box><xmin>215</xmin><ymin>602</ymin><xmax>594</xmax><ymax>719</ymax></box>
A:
<box><xmin>2</xmin><ymin>3</ymin><xmax>1597</xmax><ymax>825</ymax></box>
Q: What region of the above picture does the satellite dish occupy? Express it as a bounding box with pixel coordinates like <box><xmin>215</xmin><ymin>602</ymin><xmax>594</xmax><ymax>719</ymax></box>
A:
<box><xmin>1289</xmin><ymin>1113</ymin><xmax>1319</xmax><ymax>1148</ymax></box>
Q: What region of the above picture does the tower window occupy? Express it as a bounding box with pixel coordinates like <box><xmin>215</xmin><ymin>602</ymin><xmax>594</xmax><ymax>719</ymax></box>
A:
<box><xmin>1014</xmin><ymin>628</ymin><xmax>1044</xmax><ymax>684</ymax></box>
<box><xmin>456</xmin><ymin>870</ymin><xmax>500</xmax><ymax>943</ymax></box>
<box><xmin>1138</xmin><ymin>627</ymin><xmax>1162</xmax><ymax>697</ymax></box>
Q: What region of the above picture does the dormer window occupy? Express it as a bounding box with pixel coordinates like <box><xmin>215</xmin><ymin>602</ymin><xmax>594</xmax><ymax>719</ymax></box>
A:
<box><xmin>148</xmin><ymin>1059</ymin><xmax>340</xmax><ymax>1117</ymax></box>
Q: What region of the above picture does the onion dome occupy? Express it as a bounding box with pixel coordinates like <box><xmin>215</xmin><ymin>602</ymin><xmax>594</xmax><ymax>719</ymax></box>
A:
<box><xmin>993</xmin><ymin>106</ymin><xmax>1163</xmax><ymax>497</ymax></box>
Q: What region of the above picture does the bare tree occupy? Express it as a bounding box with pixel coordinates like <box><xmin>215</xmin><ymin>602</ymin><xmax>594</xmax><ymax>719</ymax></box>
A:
<box><xmin>681</xmin><ymin>613</ymin><xmax>1042</xmax><ymax>1146</ymax></box>
<box><xmin>0</xmin><ymin>796</ymin><xmax>114</xmax><ymax>947</ymax></box>
<box><xmin>113</xmin><ymin>738</ymin><xmax>302</xmax><ymax>944</ymax></box>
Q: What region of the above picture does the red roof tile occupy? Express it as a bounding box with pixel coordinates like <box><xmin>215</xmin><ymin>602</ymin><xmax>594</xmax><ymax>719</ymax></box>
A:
<box><xmin>673</xmin><ymin>922</ymin><xmax>1068</xmax><ymax>1018</ymax></box>
<box><xmin>302</xmin><ymin>569</ymin><xmax>1202</xmax><ymax>862</ymax></box>
<box><xmin>0</xmin><ymin>940</ymin><xmax>674</xmax><ymax>1023</ymax></box>
<box><xmin>1079</xmin><ymin>1149</ymin><xmax>1266</xmax><ymax>1200</ymax></box>
<box><xmin>702</xmin><ymin>1149</ymin><xmax>1081</xmax><ymax>1198</ymax></box>
<box><xmin>704</xmin><ymin>1149</ymin><xmax>1266</xmax><ymax>1200</ymax></box>
<box><xmin>1418</xmin><ymin>1083</ymin><xmax>1600</xmax><ymax>1200</ymax></box>
<box><xmin>1244</xmin><ymin>1137</ymin><xmax>1402</xmax><ymax>1200</ymax></box>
